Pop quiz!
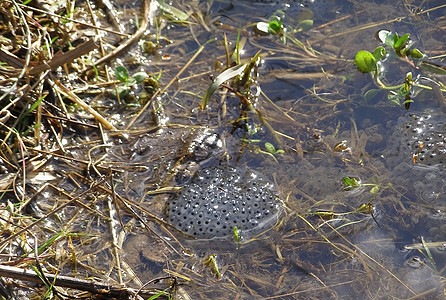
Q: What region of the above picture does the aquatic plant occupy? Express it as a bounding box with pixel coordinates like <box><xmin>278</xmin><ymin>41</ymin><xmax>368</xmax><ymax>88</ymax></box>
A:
<box><xmin>254</xmin><ymin>10</ymin><xmax>313</xmax><ymax>45</ymax></box>
<box><xmin>114</xmin><ymin>65</ymin><xmax>148</xmax><ymax>100</ymax></box>
<box><xmin>342</xmin><ymin>176</ymin><xmax>380</xmax><ymax>194</ymax></box>
<box><xmin>200</xmin><ymin>34</ymin><xmax>284</xmax><ymax>159</ymax></box>
<box><xmin>203</xmin><ymin>254</ymin><xmax>222</xmax><ymax>280</ymax></box>
<box><xmin>354</xmin><ymin>30</ymin><xmax>446</xmax><ymax>109</ymax></box>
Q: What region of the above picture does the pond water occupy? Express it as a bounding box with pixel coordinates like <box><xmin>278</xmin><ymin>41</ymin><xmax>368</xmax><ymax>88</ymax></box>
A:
<box><xmin>4</xmin><ymin>0</ymin><xmax>446</xmax><ymax>298</ymax></box>
<box><xmin>101</xmin><ymin>0</ymin><xmax>446</xmax><ymax>298</ymax></box>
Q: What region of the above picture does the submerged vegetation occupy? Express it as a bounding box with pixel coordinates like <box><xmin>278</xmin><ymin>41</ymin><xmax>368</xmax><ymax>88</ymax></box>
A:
<box><xmin>0</xmin><ymin>0</ymin><xmax>445</xmax><ymax>299</ymax></box>
<box><xmin>355</xmin><ymin>29</ymin><xmax>446</xmax><ymax>109</ymax></box>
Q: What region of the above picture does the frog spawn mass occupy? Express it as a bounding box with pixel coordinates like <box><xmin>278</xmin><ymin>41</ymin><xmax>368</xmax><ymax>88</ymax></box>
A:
<box><xmin>167</xmin><ymin>167</ymin><xmax>282</xmax><ymax>239</ymax></box>
<box><xmin>402</xmin><ymin>113</ymin><xmax>446</xmax><ymax>165</ymax></box>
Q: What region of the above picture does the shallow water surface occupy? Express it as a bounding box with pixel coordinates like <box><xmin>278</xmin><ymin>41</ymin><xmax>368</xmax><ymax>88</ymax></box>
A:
<box><xmin>5</xmin><ymin>0</ymin><xmax>445</xmax><ymax>298</ymax></box>
<box><xmin>108</xmin><ymin>0</ymin><xmax>446</xmax><ymax>298</ymax></box>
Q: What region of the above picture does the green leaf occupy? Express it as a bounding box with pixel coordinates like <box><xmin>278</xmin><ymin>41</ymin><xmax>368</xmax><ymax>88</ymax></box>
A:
<box><xmin>372</xmin><ymin>46</ymin><xmax>386</xmax><ymax>61</ymax></box>
<box><xmin>392</xmin><ymin>33</ymin><xmax>399</xmax><ymax>47</ymax></box>
<box><xmin>255</xmin><ymin>22</ymin><xmax>271</xmax><ymax>35</ymax></box>
<box><xmin>355</xmin><ymin>51</ymin><xmax>377</xmax><ymax>73</ymax></box>
<box><xmin>410</xmin><ymin>48</ymin><xmax>424</xmax><ymax>59</ymax></box>
<box><xmin>377</xmin><ymin>29</ymin><xmax>392</xmax><ymax>44</ymax></box>
<box><xmin>126</xmin><ymin>77</ymin><xmax>137</xmax><ymax>86</ymax></box>
<box><xmin>370</xmin><ymin>185</ymin><xmax>380</xmax><ymax>194</ymax></box>
<box><xmin>28</xmin><ymin>94</ymin><xmax>46</xmax><ymax>114</ymax></box>
<box><xmin>268</xmin><ymin>21</ymin><xmax>281</xmax><ymax>34</ymax></box>
<box><xmin>117</xmin><ymin>86</ymin><xmax>130</xmax><ymax>99</ymax></box>
<box><xmin>265</xmin><ymin>142</ymin><xmax>276</xmax><ymax>153</ymax></box>
<box><xmin>298</xmin><ymin>20</ymin><xmax>313</xmax><ymax>32</ymax></box>
<box><xmin>394</xmin><ymin>33</ymin><xmax>410</xmax><ymax>50</ymax></box>
<box><xmin>342</xmin><ymin>177</ymin><xmax>352</xmax><ymax>186</ymax></box>
<box><xmin>37</xmin><ymin>231</ymin><xmax>64</xmax><ymax>255</ymax></box>
<box><xmin>201</xmin><ymin>63</ymin><xmax>247</xmax><ymax>109</ymax></box>
<box><xmin>115</xmin><ymin>66</ymin><xmax>129</xmax><ymax>82</ymax></box>
<box><xmin>268</xmin><ymin>17</ymin><xmax>283</xmax><ymax>34</ymax></box>
<box><xmin>157</xmin><ymin>0</ymin><xmax>189</xmax><ymax>21</ymax></box>
<box><xmin>364</xmin><ymin>89</ymin><xmax>380</xmax><ymax>102</ymax></box>
<box><xmin>233</xmin><ymin>226</ymin><xmax>241</xmax><ymax>243</ymax></box>
<box><xmin>148</xmin><ymin>289</ymin><xmax>169</xmax><ymax>300</ymax></box>
<box><xmin>387</xmin><ymin>91</ymin><xmax>402</xmax><ymax>106</ymax></box>
<box><xmin>132</xmin><ymin>71</ymin><xmax>148</xmax><ymax>84</ymax></box>
<box><xmin>404</xmin><ymin>72</ymin><xmax>413</xmax><ymax>92</ymax></box>
<box><xmin>350</xmin><ymin>177</ymin><xmax>360</xmax><ymax>187</ymax></box>
<box><xmin>275</xmin><ymin>149</ymin><xmax>285</xmax><ymax>154</ymax></box>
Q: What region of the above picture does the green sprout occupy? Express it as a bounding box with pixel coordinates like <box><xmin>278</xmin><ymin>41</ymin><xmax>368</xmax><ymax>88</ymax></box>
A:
<box><xmin>341</xmin><ymin>176</ymin><xmax>381</xmax><ymax>194</ymax></box>
<box><xmin>233</xmin><ymin>226</ymin><xmax>241</xmax><ymax>243</ymax></box>
<box><xmin>203</xmin><ymin>254</ymin><xmax>222</xmax><ymax>280</ymax></box>
<box><xmin>356</xmin><ymin>197</ymin><xmax>381</xmax><ymax>228</ymax></box>
<box><xmin>253</xmin><ymin>142</ymin><xmax>284</xmax><ymax>163</ymax></box>
<box><xmin>264</xmin><ymin>142</ymin><xmax>285</xmax><ymax>155</ymax></box>
<box><xmin>255</xmin><ymin>16</ymin><xmax>284</xmax><ymax>36</ymax></box>
<box><xmin>268</xmin><ymin>16</ymin><xmax>284</xmax><ymax>34</ymax></box>
<box><xmin>355</xmin><ymin>50</ymin><xmax>378</xmax><ymax>74</ymax></box>
<box><xmin>233</xmin><ymin>226</ymin><xmax>242</xmax><ymax>251</ymax></box>
<box><xmin>114</xmin><ymin>65</ymin><xmax>148</xmax><ymax>99</ymax></box>
<box><xmin>254</xmin><ymin>12</ymin><xmax>313</xmax><ymax>45</ymax></box>
<box><xmin>341</xmin><ymin>176</ymin><xmax>361</xmax><ymax>191</ymax></box>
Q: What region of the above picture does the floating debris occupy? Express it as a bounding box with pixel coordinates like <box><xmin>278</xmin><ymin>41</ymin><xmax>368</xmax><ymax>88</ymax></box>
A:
<box><xmin>167</xmin><ymin>166</ymin><xmax>282</xmax><ymax>240</ymax></box>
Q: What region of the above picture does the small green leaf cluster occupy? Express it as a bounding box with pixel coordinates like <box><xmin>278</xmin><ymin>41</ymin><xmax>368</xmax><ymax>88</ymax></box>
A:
<box><xmin>342</xmin><ymin>176</ymin><xmax>361</xmax><ymax>191</ymax></box>
<box><xmin>355</xmin><ymin>30</ymin><xmax>426</xmax><ymax>76</ymax></box>
<box><xmin>354</xmin><ymin>31</ymin><xmax>425</xmax><ymax>74</ymax></box>
<box><xmin>268</xmin><ymin>16</ymin><xmax>283</xmax><ymax>35</ymax></box>
<box><xmin>255</xmin><ymin>16</ymin><xmax>284</xmax><ymax>36</ymax></box>
<box><xmin>115</xmin><ymin>66</ymin><xmax>148</xmax><ymax>99</ymax></box>
<box><xmin>353</xmin><ymin>29</ymin><xmax>436</xmax><ymax>109</ymax></box>
<box><xmin>341</xmin><ymin>176</ymin><xmax>380</xmax><ymax>194</ymax></box>
<box><xmin>377</xmin><ymin>30</ymin><xmax>424</xmax><ymax>59</ymax></box>
<box><xmin>264</xmin><ymin>142</ymin><xmax>285</xmax><ymax>155</ymax></box>
<box><xmin>254</xmin><ymin>12</ymin><xmax>313</xmax><ymax>44</ymax></box>
<box><xmin>242</xmin><ymin>140</ymin><xmax>285</xmax><ymax>163</ymax></box>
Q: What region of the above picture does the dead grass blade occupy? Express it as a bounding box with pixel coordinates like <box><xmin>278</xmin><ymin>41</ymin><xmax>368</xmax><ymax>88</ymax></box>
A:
<box><xmin>29</xmin><ymin>40</ymin><xmax>98</xmax><ymax>75</ymax></box>
<box><xmin>323</xmin><ymin>3</ymin><xmax>446</xmax><ymax>40</ymax></box>
<box><xmin>0</xmin><ymin>177</ymin><xmax>107</xmax><ymax>249</ymax></box>
<box><xmin>126</xmin><ymin>39</ymin><xmax>212</xmax><ymax>129</ymax></box>
<box><xmin>325</xmin><ymin>221</ymin><xmax>418</xmax><ymax>296</ymax></box>
<box><xmin>52</xmin><ymin>78</ymin><xmax>117</xmax><ymax>130</ymax></box>
<box><xmin>0</xmin><ymin>264</ymin><xmax>166</xmax><ymax>298</ymax></box>
<box><xmin>84</xmin><ymin>0</ymin><xmax>154</xmax><ymax>70</ymax></box>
